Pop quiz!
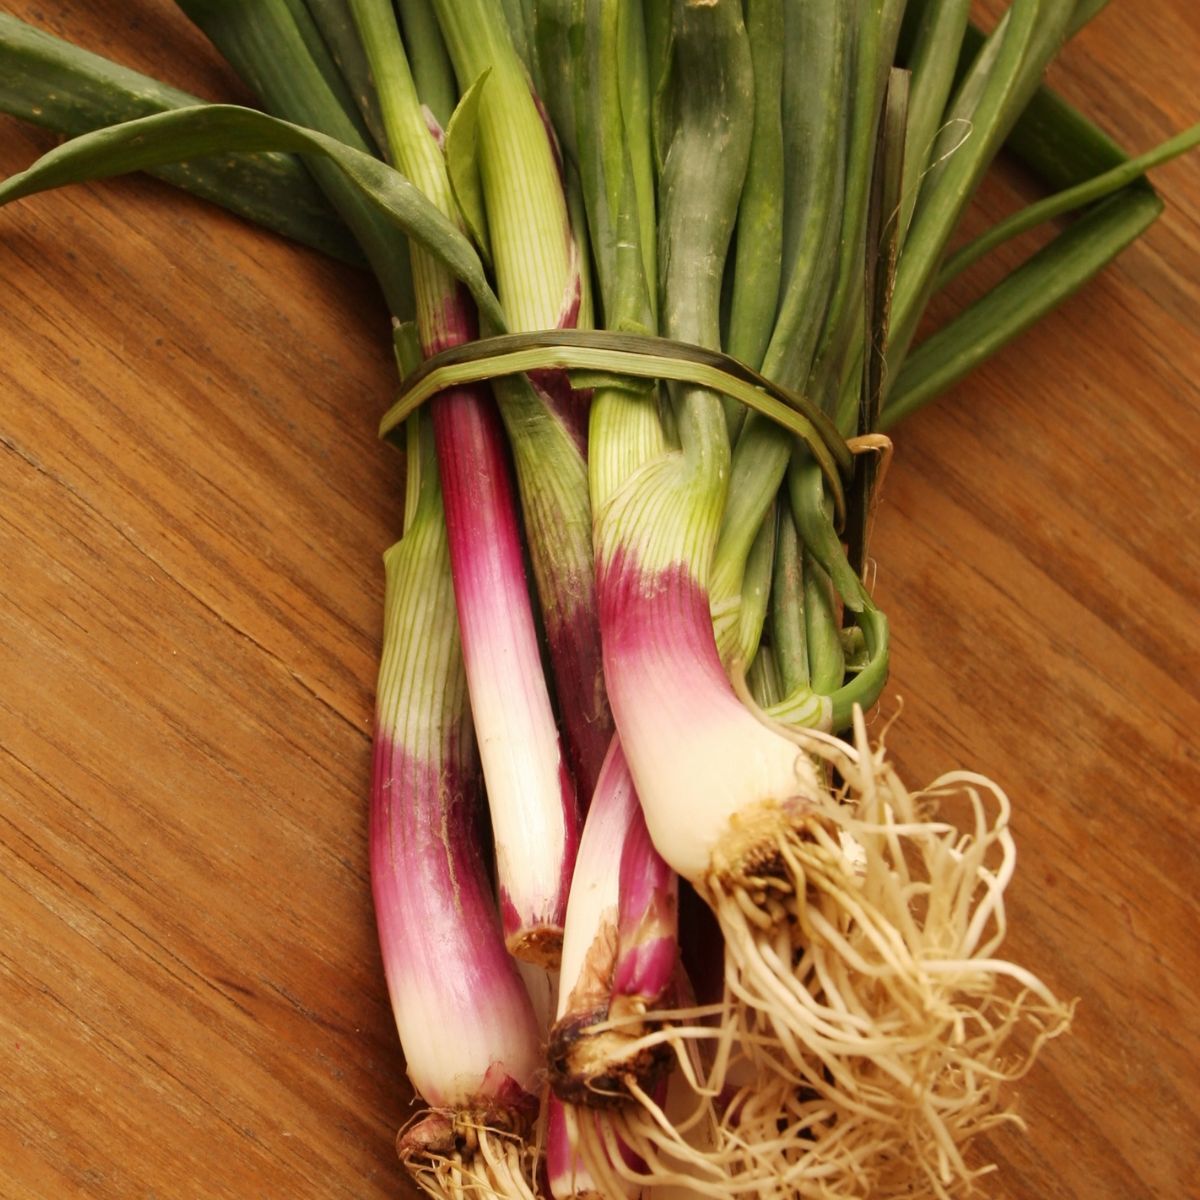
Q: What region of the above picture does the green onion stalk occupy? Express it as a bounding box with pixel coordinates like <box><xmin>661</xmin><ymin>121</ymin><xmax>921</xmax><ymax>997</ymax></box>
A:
<box><xmin>530</xmin><ymin>9</ymin><xmax>687</xmax><ymax>1190</ymax></box>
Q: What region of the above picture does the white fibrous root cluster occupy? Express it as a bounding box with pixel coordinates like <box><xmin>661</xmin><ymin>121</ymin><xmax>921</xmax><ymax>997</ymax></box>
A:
<box><xmin>574</xmin><ymin>715</ymin><xmax>1074</xmax><ymax>1199</ymax></box>
<box><xmin>398</xmin><ymin>1112</ymin><xmax>541</xmax><ymax>1200</ymax></box>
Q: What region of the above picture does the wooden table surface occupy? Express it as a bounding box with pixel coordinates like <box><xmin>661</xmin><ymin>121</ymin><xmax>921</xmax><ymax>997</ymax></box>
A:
<box><xmin>1</xmin><ymin>4</ymin><xmax>1196</xmax><ymax>1198</ymax></box>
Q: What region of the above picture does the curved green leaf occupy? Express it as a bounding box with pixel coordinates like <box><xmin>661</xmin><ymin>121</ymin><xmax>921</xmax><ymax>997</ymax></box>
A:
<box><xmin>0</xmin><ymin>13</ymin><xmax>361</xmax><ymax>263</ymax></box>
<box><xmin>0</xmin><ymin>102</ymin><xmax>505</xmax><ymax>329</ymax></box>
<box><xmin>378</xmin><ymin>329</ymin><xmax>851</xmax><ymax>522</ymax></box>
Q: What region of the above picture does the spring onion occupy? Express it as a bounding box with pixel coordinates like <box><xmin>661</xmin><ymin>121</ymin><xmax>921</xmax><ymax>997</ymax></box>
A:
<box><xmin>1</xmin><ymin>0</ymin><xmax>1194</xmax><ymax>1195</ymax></box>
<box><xmin>372</xmin><ymin>410</ymin><xmax>542</xmax><ymax>1198</ymax></box>
<box><xmin>350</xmin><ymin>0</ymin><xmax>579</xmax><ymax>962</ymax></box>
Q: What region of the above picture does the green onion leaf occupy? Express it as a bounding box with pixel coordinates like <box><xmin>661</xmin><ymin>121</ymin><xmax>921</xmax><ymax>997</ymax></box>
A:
<box><xmin>0</xmin><ymin>103</ymin><xmax>504</xmax><ymax>329</ymax></box>
<box><xmin>937</xmin><ymin>121</ymin><xmax>1200</xmax><ymax>286</ymax></box>
<box><xmin>444</xmin><ymin>70</ymin><xmax>493</xmax><ymax>265</ymax></box>
<box><xmin>884</xmin><ymin>184</ymin><xmax>1163</xmax><ymax>425</ymax></box>
<box><xmin>0</xmin><ymin>13</ymin><xmax>361</xmax><ymax>263</ymax></box>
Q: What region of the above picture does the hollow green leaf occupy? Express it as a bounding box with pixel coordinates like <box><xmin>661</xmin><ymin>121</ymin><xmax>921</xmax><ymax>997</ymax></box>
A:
<box><xmin>396</xmin><ymin>0</ymin><xmax>457</xmax><ymax>130</ymax></box>
<box><xmin>302</xmin><ymin>0</ymin><xmax>389</xmax><ymax>148</ymax></box>
<box><xmin>956</xmin><ymin>17</ymin><xmax>1128</xmax><ymax>191</ymax></box>
<box><xmin>883</xmin><ymin>185</ymin><xmax>1163</xmax><ymax>426</ymax></box>
<box><xmin>176</xmin><ymin>0</ymin><xmax>414</xmax><ymax>315</ymax></box>
<box><xmin>937</xmin><ymin>121</ymin><xmax>1200</xmax><ymax>285</ymax></box>
<box><xmin>845</xmin><ymin>66</ymin><xmax>908</xmax><ymax>579</ymax></box>
<box><xmin>1068</xmin><ymin>0</ymin><xmax>1113</xmax><ymax>38</ymax></box>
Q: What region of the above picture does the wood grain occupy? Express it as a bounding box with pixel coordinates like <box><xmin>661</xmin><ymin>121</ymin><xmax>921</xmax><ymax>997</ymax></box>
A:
<box><xmin>1</xmin><ymin>3</ymin><xmax>1196</xmax><ymax>1198</ymax></box>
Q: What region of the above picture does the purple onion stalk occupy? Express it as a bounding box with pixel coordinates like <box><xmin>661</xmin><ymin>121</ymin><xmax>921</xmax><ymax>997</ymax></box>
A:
<box><xmin>550</xmin><ymin>739</ymin><xmax>678</xmax><ymax>1108</ymax></box>
<box><xmin>587</xmin><ymin>14</ymin><xmax>1074</xmax><ymax>1195</ymax></box>
<box><xmin>546</xmin><ymin>1097</ymin><xmax>597</xmax><ymax>1200</ymax></box>
<box><xmin>371</xmin><ymin>411</ymin><xmax>541</xmax><ymax>1197</ymax></box>
<box><xmin>597</xmin><ymin>549</ymin><xmax>819</xmax><ymax>884</ymax></box>
<box><xmin>586</xmin><ymin>0</ymin><xmax>822</xmax><ymax>1117</ymax></box>
<box><xmin>428</xmin><ymin>0</ymin><xmax>613</xmax><ymax>799</ymax></box>
<box><xmin>591</xmin><ymin>0</ymin><xmax>818</xmax><ymax>902</ymax></box>
<box><xmin>546</xmin><ymin>1095</ymin><xmax>644</xmax><ymax>1200</ymax></box>
<box><xmin>432</xmin><ymin>379</ymin><xmax>579</xmax><ymax>962</ymax></box>
<box><xmin>546</xmin><ymin>740</ymin><xmax>669</xmax><ymax>1198</ymax></box>
<box><xmin>352</xmin><ymin>0</ymin><xmax>580</xmax><ymax>963</ymax></box>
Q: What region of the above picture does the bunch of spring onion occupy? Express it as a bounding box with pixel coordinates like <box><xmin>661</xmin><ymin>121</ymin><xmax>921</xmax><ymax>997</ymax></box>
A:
<box><xmin>2</xmin><ymin>1</ymin><xmax>1197</xmax><ymax>1196</ymax></box>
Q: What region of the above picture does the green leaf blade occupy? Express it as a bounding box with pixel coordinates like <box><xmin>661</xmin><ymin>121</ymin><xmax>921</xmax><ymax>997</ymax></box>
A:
<box><xmin>444</xmin><ymin>69</ymin><xmax>493</xmax><ymax>265</ymax></box>
<box><xmin>0</xmin><ymin>103</ymin><xmax>504</xmax><ymax>328</ymax></box>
